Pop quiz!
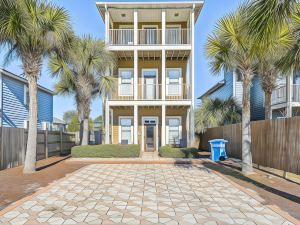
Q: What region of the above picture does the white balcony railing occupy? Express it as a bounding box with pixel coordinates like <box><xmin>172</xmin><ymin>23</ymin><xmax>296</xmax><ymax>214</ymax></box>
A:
<box><xmin>293</xmin><ymin>84</ymin><xmax>300</xmax><ymax>102</ymax></box>
<box><xmin>109</xmin><ymin>29</ymin><xmax>134</xmax><ymax>45</ymax></box>
<box><xmin>138</xmin><ymin>29</ymin><xmax>162</xmax><ymax>45</ymax></box>
<box><xmin>271</xmin><ymin>86</ymin><xmax>286</xmax><ymax>105</ymax></box>
<box><xmin>166</xmin><ymin>28</ymin><xmax>190</xmax><ymax>45</ymax></box>
<box><xmin>110</xmin><ymin>83</ymin><xmax>191</xmax><ymax>100</ymax></box>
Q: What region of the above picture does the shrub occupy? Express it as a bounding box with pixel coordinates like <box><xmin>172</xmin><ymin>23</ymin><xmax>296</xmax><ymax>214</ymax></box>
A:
<box><xmin>71</xmin><ymin>144</ymin><xmax>140</xmax><ymax>158</ymax></box>
<box><xmin>159</xmin><ymin>146</ymin><xmax>199</xmax><ymax>158</ymax></box>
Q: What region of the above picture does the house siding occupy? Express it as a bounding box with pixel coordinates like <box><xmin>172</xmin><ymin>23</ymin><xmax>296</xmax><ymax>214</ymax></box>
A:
<box><xmin>250</xmin><ymin>76</ymin><xmax>265</xmax><ymax>121</ymax></box>
<box><xmin>203</xmin><ymin>71</ymin><xmax>265</xmax><ymax>121</ymax></box>
<box><xmin>209</xmin><ymin>71</ymin><xmax>233</xmax><ymax>100</ymax></box>
<box><xmin>1</xmin><ymin>75</ymin><xmax>53</xmax><ymax>129</ymax></box>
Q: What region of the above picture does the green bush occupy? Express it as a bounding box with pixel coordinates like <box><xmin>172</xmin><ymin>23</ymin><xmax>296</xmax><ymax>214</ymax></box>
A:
<box><xmin>71</xmin><ymin>144</ymin><xmax>140</xmax><ymax>158</ymax></box>
<box><xmin>159</xmin><ymin>146</ymin><xmax>199</xmax><ymax>158</ymax></box>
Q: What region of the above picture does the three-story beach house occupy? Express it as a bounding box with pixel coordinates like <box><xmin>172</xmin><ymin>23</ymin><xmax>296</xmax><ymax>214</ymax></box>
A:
<box><xmin>97</xmin><ymin>1</ymin><xmax>203</xmax><ymax>152</ymax></box>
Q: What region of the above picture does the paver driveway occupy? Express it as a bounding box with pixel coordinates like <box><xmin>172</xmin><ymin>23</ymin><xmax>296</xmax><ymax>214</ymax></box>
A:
<box><xmin>0</xmin><ymin>164</ymin><xmax>295</xmax><ymax>225</ymax></box>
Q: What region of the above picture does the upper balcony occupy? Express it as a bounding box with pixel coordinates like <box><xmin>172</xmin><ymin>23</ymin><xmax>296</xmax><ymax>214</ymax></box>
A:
<box><xmin>109</xmin><ymin>28</ymin><xmax>190</xmax><ymax>46</ymax></box>
<box><xmin>271</xmin><ymin>85</ymin><xmax>300</xmax><ymax>105</ymax></box>
<box><xmin>96</xmin><ymin>1</ymin><xmax>204</xmax><ymax>47</ymax></box>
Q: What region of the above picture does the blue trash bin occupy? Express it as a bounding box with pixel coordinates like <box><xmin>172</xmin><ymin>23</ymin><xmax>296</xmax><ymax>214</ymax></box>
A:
<box><xmin>208</xmin><ymin>139</ymin><xmax>228</xmax><ymax>161</ymax></box>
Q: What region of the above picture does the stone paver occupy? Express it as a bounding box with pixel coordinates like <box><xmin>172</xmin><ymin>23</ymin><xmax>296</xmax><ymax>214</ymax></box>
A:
<box><xmin>0</xmin><ymin>164</ymin><xmax>295</xmax><ymax>225</ymax></box>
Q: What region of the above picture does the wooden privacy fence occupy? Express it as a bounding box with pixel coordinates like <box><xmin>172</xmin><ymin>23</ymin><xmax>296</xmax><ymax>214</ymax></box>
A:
<box><xmin>0</xmin><ymin>127</ymin><xmax>76</xmax><ymax>170</ymax></box>
<box><xmin>198</xmin><ymin>117</ymin><xmax>300</xmax><ymax>175</ymax></box>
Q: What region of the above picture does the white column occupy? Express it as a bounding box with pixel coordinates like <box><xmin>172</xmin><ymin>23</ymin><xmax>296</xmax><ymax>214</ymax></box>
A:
<box><xmin>105</xmin><ymin>7</ymin><xmax>110</xmax><ymax>45</ymax></box>
<box><xmin>134</xmin><ymin>105</ymin><xmax>138</xmax><ymax>144</ymax></box>
<box><xmin>286</xmin><ymin>73</ymin><xmax>293</xmax><ymax>117</ymax></box>
<box><xmin>105</xmin><ymin>99</ymin><xmax>110</xmax><ymax>144</ymax></box>
<box><xmin>190</xmin><ymin>6</ymin><xmax>195</xmax><ymax>145</ymax></box>
<box><xmin>134</xmin><ymin>49</ymin><xmax>138</xmax><ymax>100</ymax></box>
<box><xmin>162</xmin><ymin>50</ymin><xmax>166</xmax><ymax>100</ymax></box>
<box><xmin>161</xmin><ymin>105</ymin><xmax>166</xmax><ymax>146</ymax></box>
<box><xmin>162</xmin><ymin>10</ymin><xmax>166</xmax><ymax>45</ymax></box>
<box><xmin>186</xmin><ymin>108</ymin><xmax>190</xmax><ymax>147</ymax></box>
<box><xmin>134</xmin><ymin>10</ymin><xmax>138</xmax><ymax>45</ymax></box>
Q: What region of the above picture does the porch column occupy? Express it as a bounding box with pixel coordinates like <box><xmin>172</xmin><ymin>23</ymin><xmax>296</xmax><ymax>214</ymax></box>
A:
<box><xmin>161</xmin><ymin>105</ymin><xmax>166</xmax><ymax>146</ymax></box>
<box><xmin>105</xmin><ymin>99</ymin><xmax>110</xmax><ymax>144</ymax></box>
<box><xmin>105</xmin><ymin>7</ymin><xmax>110</xmax><ymax>45</ymax></box>
<box><xmin>162</xmin><ymin>50</ymin><xmax>166</xmax><ymax>100</ymax></box>
<box><xmin>134</xmin><ymin>105</ymin><xmax>138</xmax><ymax>144</ymax></box>
<box><xmin>134</xmin><ymin>49</ymin><xmax>138</xmax><ymax>100</ymax></box>
<box><xmin>134</xmin><ymin>10</ymin><xmax>138</xmax><ymax>45</ymax></box>
<box><xmin>162</xmin><ymin>10</ymin><xmax>166</xmax><ymax>45</ymax></box>
<box><xmin>286</xmin><ymin>73</ymin><xmax>293</xmax><ymax>117</ymax></box>
<box><xmin>186</xmin><ymin>108</ymin><xmax>190</xmax><ymax>147</ymax></box>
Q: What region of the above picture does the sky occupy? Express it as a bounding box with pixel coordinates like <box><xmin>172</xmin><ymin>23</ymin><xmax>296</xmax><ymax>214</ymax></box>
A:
<box><xmin>0</xmin><ymin>0</ymin><xmax>241</xmax><ymax>120</ymax></box>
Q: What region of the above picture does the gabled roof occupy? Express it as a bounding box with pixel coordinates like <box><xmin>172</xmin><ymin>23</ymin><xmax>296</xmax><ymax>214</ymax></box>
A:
<box><xmin>0</xmin><ymin>68</ymin><xmax>55</xmax><ymax>95</ymax></box>
<box><xmin>198</xmin><ymin>80</ymin><xmax>225</xmax><ymax>99</ymax></box>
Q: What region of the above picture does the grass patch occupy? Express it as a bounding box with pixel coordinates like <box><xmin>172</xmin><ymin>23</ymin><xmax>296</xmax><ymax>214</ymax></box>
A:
<box><xmin>71</xmin><ymin>144</ymin><xmax>140</xmax><ymax>158</ymax></box>
<box><xmin>159</xmin><ymin>146</ymin><xmax>199</xmax><ymax>158</ymax></box>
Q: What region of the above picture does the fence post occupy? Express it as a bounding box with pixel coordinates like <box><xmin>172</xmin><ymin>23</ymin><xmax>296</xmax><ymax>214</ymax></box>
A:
<box><xmin>44</xmin><ymin>128</ymin><xmax>48</xmax><ymax>159</ymax></box>
<box><xmin>60</xmin><ymin>130</ymin><xmax>63</xmax><ymax>155</ymax></box>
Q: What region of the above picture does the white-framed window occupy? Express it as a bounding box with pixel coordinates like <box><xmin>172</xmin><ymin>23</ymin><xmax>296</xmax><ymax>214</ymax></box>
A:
<box><xmin>118</xmin><ymin>69</ymin><xmax>133</xmax><ymax>96</ymax></box>
<box><xmin>166</xmin><ymin>68</ymin><xmax>182</xmax><ymax>96</ymax></box>
<box><xmin>142</xmin><ymin>68</ymin><xmax>158</xmax><ymax>99</ymax></box>
<box><xmin>166</xmin><ymin>117</ymin><xmax>182</xmax><ymax>145</ymax></box>
<box><xmin>119</xmin><ymin>117</ymin><xmax>133</xmax><ymax>144</ymax></box>
<box><xmin>166</xmin><ymin>24</ymin><xmax>182</xmax><ymax>44</ymax></box>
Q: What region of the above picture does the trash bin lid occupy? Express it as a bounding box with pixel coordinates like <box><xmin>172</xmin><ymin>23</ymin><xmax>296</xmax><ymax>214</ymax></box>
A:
<box><xmin>208</xmin><ymin>139</ymin><xmax>228</xmax><ymax>143</ymax></box>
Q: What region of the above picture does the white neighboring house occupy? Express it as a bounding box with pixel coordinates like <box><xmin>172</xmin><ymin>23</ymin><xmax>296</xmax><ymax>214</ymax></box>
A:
<box><xmin>96</xmin><ymin>1</ymin><xmax>203</xmax><ymax>152</ymax></box>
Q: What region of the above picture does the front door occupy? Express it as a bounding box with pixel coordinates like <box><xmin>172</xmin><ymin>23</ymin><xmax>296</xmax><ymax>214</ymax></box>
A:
<box><xmin>145</xmin><ymin>125</ymin><xmax>156</xmax><ymax>152</ymax></box>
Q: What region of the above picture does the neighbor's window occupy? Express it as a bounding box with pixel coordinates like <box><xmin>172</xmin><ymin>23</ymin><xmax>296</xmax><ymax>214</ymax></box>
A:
<box><xmin>168</xmin><ymin>117</ymin><xmax>181</xmax><ymax>144</ymax></box>
<box><xmin>120</xmin><ymin>118</ymin><xmax>132</xmax><ymax>144</ymax></box>
<box><xmin>167</xmin><ymin>68</ymin><xmax>181</xmax><ymax>95</ymax></box>
<box><xmin>119</xmin><ymin>69</ymin><xmax>133</xmax><ymax>96</ymax></box>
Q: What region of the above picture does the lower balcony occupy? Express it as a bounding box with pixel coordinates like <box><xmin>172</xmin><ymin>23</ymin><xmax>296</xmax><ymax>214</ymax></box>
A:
<box><xmin>110</xmin><ymin>83</ymin><xmax>191</xmax><ymax>100</ymax></box>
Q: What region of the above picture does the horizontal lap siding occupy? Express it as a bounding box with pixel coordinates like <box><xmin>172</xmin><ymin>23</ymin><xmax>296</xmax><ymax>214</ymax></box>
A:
<box><xmin>2</xmin><ymin>76</ymin><xmax>53</xmax><ymax>129</ymax></box>
<box><xmin>37</xmin><ymin>90</ymin><xmax>53</xmax><ymax>129</ymax></box>
<box><xmin>209</xmin><ymin>71</ymin><xmax>233</xmax><ymax>100</ymax></box>
<box><xmin>2</xmin><ymin>77</ymin><xmax>28</xmax><ymax>128</ymax></box>
<box><xmin>250</xmin><ymin>77</ymin><xmax>265</xmax><ymax>121</ymax></box>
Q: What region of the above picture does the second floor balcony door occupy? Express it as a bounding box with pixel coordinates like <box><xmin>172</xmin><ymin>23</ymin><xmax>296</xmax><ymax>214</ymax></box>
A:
<box><xmin>142</xmin><ymin>69</ymin><xmax>158</xmax><ymax>100</ymax></box>
<box><xmin>119</xmin><ymin>69</ymin><xmax>134</xmax><ymax>97</ymax></box>
<box><xmin>141</xmin><ymin>25</ymin><xmax>159</xmax><ymax>45</ymax></box>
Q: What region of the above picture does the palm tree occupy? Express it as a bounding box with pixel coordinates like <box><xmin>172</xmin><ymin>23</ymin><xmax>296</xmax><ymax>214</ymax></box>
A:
<box><xmin>206</xmin><ymin>8</ymin><xmax>258</xmax><ymax>174</ymax></box>
<box><xmin>195</xmin><ymin>98</ymin><xmax>241</xmax><ymax>133</ymax></box>
<box><xmin>0</xmin><ymin>0</ymin><xmax>73</xmax><ymax>173</ymax></box>
<box><xmin>256</xmin><ymin>25</ymin><xmax>293</xmax><ymax>119</ymax></box>
<box><xmin>247</xmin><ymin>0</ymin><xmax>299</xmax><ymax>72</ymax></box>
<box><xmin>49</xmin><ymin>36</ymin><xmax>115</xmax><ymax>145</ymax></box>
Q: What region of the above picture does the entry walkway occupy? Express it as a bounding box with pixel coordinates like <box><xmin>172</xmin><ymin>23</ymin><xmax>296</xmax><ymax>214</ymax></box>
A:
<box><xmin>0</xmin><ymin>164</ymin><xmax>296</xmax><ymax>225</ymax></box>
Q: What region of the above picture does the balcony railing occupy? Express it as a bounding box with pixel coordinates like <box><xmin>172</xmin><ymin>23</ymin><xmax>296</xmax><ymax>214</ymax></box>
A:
<box><xmin>271</xmin><ymin>86</ymin><xmax>286</xmax><ymax>105</ymax></box>
<box><xmin>108</xmin><ymin>29</ymin><xmax>191</xmax><ymax>45</ymax></box>
<box><xmin>292</xmin><ymin>84</ymin><xmax>300</xmax><ymax>102</ymax></box>
<box><xmin>110</xmin><ymin>83</ymin><xmax>191</xmax><ymax>100</ymax></box>
<box><xmin>166</xmin><ymin>28</ymin><xmax>190</xmax><ymax>45</ymax></box>
<box><xmin>109</xmin><ymin>29</ymin><xmax>134</xmax><ymax>45</ymax></box>
<box><xmin>138</xmin><ymin>29</ymin><xmax>162</xmax><ymax>45</ymax></box>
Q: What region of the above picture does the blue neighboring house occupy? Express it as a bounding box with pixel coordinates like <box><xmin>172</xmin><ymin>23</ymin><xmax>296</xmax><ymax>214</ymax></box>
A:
<box><xmin>199</xmin><ymin>70</ymin><xmax>265</xmax><ymax>121</ymax></box>
<box><xmin>0</xmin><ymin>68</ymin><xmax>54</xmax><ymax>129</ymax></box>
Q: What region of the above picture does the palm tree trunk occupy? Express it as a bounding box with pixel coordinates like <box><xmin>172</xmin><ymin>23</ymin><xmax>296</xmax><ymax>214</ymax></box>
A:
<box><xmin>23</xmin><ymin>76</ymin><xmax>38</xmax><ymax>173</ymax></box>
<box><xmin>81</xmin><ymin>118</ymin><xmax>89</xmax><ymax>145</ymax></box>
<box><xmin>264</xmin><ymin>92</ymin><xmax>272</xmax><ymax>120</ymax></box>
<box><xmin>241</xmin><ymin>76</ymin><xmax>253</xmax><ymax>174</ymax></box>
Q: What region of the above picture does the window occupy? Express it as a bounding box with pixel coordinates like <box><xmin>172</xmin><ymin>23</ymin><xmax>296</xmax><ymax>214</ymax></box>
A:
<box><xmin>119</xmin><ymin>117</ymin><xmax>133</xmax><ymax>144</ymax></box>
<box><xmin>167</xmin><ymin>117</ymin><xmax>181</xmax><ymax>145</ymax></box>
<box><xmin>166</xmin><ymin>68</ymin><xmax>182</xmax><ymax>96</ymax></box>
<box><xmin>119</xmin><ymin>69</ymin><xmax>133</xmax><ymax>96</ymax></box>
